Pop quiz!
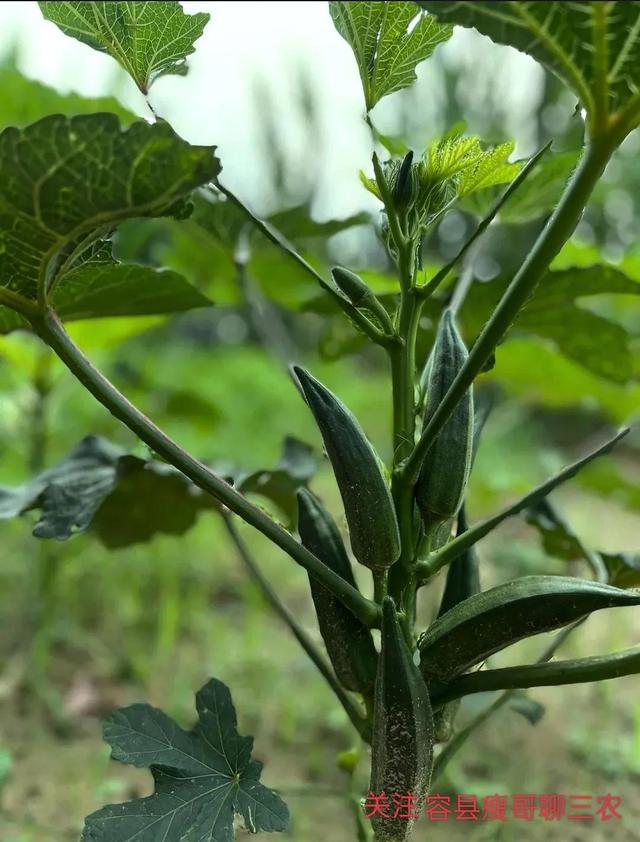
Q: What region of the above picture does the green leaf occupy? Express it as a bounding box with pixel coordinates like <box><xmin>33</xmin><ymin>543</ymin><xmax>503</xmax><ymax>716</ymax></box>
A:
<box><xmin>417</xmin><ymin>1</ymin><xmax>640</xmax><ymax>132</ymax></box>
<box><xmin>39</xmin><ymin>1</ymin><xmax>210</xmax><ymax>94</ymax></box>
<box><xmin>462</xmin><ymin>265</ymin><xmax>640</xmax><ymax>382</ymax></box>
<box><xmin>462</xmin><ymin>150</ymin><xmax>582</xmax><ymax>222</ymax></box>
<box><xmin>0</xmin><ymin>113</ymin><xmax>219</xmax><ymax>310</ymax></box>
<box><xmin>51</xmin><ymin>243</ymin><xmax>212</xmax><ymax>323</ymax></box>
<box><xmin>82</xmin><ymin>678</ymin><xmax>289</xmax><ymax>841</ymax></box>
<box><xmin>329</xmin><ymin>1</ymin><xmax>452</xmax><ymax>110</ymax></box>
<box><xmin>0</xmin><ymin>59</ymin><xmax>137</xmax><ymax>130</ymax></box>
<box><xmin>0</xmin><ymin>435</ymin><xmax>214</xmax><ymax>547</ymax></box>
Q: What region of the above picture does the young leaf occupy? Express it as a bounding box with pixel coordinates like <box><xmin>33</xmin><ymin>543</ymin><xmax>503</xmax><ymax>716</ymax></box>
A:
<box><xmin>329</xmin><ymin>1</ymin><xmax>452</xmax><ymax>111</ymax></box>
<box><xmin>0</xmin><ymin>114</ymin><xmax>219</xmax><ymax>311</ymax></box>
<box><xmin>39</xmin><ymin>1</ymin><xmax>210</xmax><ymax>94</ymax></box>
<box><xmin>418</xmin><ymin>1</ymin><xmax>640</xmax><ymax>133</ymax></box>
<box><xmin>81</xmin><ymin>678</ymin><xmax>289</xmax><ymax>841</ymax></box>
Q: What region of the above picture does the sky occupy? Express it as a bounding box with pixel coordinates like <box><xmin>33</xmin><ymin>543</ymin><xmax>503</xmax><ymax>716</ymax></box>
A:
<box><xmin>0</xmin><ymin>2</ymin><xmax>544</xmax><ymax>220</ymax></box>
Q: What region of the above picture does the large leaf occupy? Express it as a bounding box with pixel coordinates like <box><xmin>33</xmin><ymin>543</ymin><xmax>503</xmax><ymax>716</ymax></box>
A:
<box><xmin>462</xmin><ymin>265</ymin><xmax>640</xmax><ymax>382</ymax></box>
<box><xmin>39</xmin><ymin>1</ymin><xmax>210</xmax><ymax>94</ymax></box>
<box><xmin>0</xmin><ymin>435</ymin><xmax>214</xmax><ymax>547</ymax></box>
<box><xmin>418</xmin><ymin>1</ymin><xmax>640</xmax><ymax>130</ymax></box>
<box><xmin>81</xmin><ymin>678</ymin><xmax>289</xmax><ymax>841</ymax></box>
<box><xmin>0</xmin><ymin>113</ymin><xmax>219</xmax><ymax>312</ymax></box>
<box><xmin>0</xmin><ymin>59</ymin><xmax>137</xmax><ymax>130</ymax></box>
<box><xmin>51</xmin><ymin>242</ymin><xmax>212</xmax><ymax>322</ymax></box>
<box><xmin>330</xmin><ymin>1</ymin><xmax>452</xmax><ymax>110</ymax></box>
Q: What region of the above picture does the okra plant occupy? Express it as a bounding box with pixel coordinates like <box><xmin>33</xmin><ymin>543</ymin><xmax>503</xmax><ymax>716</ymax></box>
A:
<box><xmin>1</xmin><ymin>2</ymin><xmax>640</xmax><ymax>840</ymax></box>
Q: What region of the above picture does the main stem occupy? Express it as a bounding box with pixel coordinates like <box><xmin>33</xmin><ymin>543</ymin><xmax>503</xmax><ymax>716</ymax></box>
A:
<box><xmin>404</xmin><ymin>137</ymin><xmax>614</xmax><ymax>486</ymax></box>
<box><xmin>32</xmin><ymin>310</ymin><xmax>379</xmax><ymax>628</ymax></box>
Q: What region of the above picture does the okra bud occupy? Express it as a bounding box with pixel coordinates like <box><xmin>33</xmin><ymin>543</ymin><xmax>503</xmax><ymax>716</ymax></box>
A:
<box><xmin>332</xmin><ymin>266</ymin><xmax>371</xmax><ymax>307</ymax></box>
<box><xmin>292</xmin><ymin>366</ymin><xmax>401</xmax><ymax>570</ymax></box>
<box><xmin>416</xmin><ymin>310</ymin><xmax>474</xmax><ymax>545</ymax></box>
<box><xmin>297</xmin><ymin>488</ymin><xmax>378</xmax><ymax>695</ymax></box>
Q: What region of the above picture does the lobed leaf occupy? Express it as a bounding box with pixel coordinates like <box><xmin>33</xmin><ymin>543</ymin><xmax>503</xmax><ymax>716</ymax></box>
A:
<box><xmin>0</xmin><ymin>113</ymin><xmax>219</xmax><ymax>319</ymax></box>
<box><xmin>82</xmin><ymin>678</ymin><xmax>289</xmax><ymax>841</ymax></box>
<box><xmin>418</xmin><ymin>1</ymin><xmax>640</xmax><ymax>133</ymax></box>
<box><xmin>330</xmin><ymin>1</ymin><xmax>452</xmax><ymax>110</ymax></box>
<box><xmin>39</xmin><ymin>1</ymin><xmax>210</xmax><ymax>94</ymax></box>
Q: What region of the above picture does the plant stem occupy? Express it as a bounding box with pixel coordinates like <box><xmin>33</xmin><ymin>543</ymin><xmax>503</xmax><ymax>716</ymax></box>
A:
<box><xmin>404</xmin><ymin>138</ymin><xmax>614</xmax><ymax>486</ymax></box>
<box><xmin>432</xmin><ymin>644</ymin><xmax>640</xmax><ymax>705</ymax></box>
<box><xmin>222</xmin><ymin>514</ymin><xmax>370</xmax><ymax>741</ymax></box>
<box><xmin>32</xmin><ymin>309</ymin><xmax>380</xmax><ymax>628</ymax></box>
<box><xmin>415</xmin><ymin>428</ymin><xmax>628</xmax><ymax>582</ymax></box>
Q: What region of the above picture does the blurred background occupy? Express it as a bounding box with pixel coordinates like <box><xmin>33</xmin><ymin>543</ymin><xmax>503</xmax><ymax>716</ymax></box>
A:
<box><xmin>0</xmin><ymin>2</ymin><xmax>639</xmax><ymax>840</ymax></box>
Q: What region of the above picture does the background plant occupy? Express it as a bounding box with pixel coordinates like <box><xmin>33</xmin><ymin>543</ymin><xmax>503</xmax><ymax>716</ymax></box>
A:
<box><xmin>0</xmin><ymin>4</ymin><xmax>633</xmax><ymax>840</ymax></box>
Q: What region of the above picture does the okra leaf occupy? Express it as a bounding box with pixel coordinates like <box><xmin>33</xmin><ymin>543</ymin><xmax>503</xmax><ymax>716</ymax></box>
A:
<box><xmin>329</xmin><ymin>1</ymin><xmax>452</xmax><ymax>111</ymax></box>
<box><xmin>0</xmin><ymin>113</ymin><xmax>219</xmax><ymax>314</ymax></box>
<box><xmin>39</xmin><ymin>1</ymin><xmax>209</xmax><ymax>94</ymax></box>
<box><xmin>462</xmin><ymin>150</ymin><xmax>582</xmax><ymax>222</ymax></box>
<box><xmin>0</xmin><ymin>435</ymin><xmax>214</xmax><ymax>547</ymax></box>
<box><xmin>419</xmin><ymin>575</ymin><xmax>640</xmax><ymax>682</ymax></box>
<box><xmin>81</xmin><ymin>678</ymin><xmax>289</xmax><ymax>841</ymax></box>
<box><xmin>462</xmin><ymin>265</ymin><xmax>640</xmax><ymax>383</ymax></box>
<box><xmin>418</xmin><ymin>1</ymin><xmax>640</xmax><ymax>132</ymax></box>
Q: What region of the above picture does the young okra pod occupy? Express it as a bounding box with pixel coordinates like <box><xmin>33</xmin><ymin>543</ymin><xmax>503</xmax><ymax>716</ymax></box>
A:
<box><xmin>370</xmin><ymin>597</ymin><xmax>434</xmax><ymax>841</ymax></box>
<box><xmin>297</xmin><ymin>488</ymin><xmax>378</xmax><ymax>695</ymax></box>
<box><xmin>291</xmin><ymin>366</ymin><xmax>401</xmax><ymax>570</ymax></box>
<box><xmin>416</xmin><ymin>310</ymin><xmax>473</xmax><ymax>548</ymax></box>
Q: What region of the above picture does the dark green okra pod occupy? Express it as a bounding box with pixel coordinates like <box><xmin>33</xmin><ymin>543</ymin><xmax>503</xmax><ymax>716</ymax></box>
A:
<box><xmin>370</xmin><ymin>597</ymin><xmax>434</xmax><ymax>842</ymax></box>
<box><xmin>292</xmin><ymin>366</ymin><xmax>400</xmax><ymax>570</ymax></box>
<box><xmin>416</xmin><ymin>309</ymin><xmax>473</xmax><ymax>550</ymax></box>
<box><xmin>297</xmin><ymin>488</ymin><xmax>378</xmax><ymax>695</ymax></box>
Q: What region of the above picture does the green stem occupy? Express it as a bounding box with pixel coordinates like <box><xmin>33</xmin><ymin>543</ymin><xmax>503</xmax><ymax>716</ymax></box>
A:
<box><xmin>222</xmin><ymin>514</ymin><xmax>370</xmax><ymax>741</ymax></box>
<box><xmin>405</xmin><ymin>138</ymin><xmax>614</xmax><ymax>485</ymax></box>
<box><xmin>32</xmin><ymin>309</ymin><xmax>380</xmax><ymax>628</ymax></box>
<box><xmin>416</xmin><ymin>428</ymin><xmax>628</xmax><ymax>582</ymax></box>
<box><xmin>432</xmin><ymin>645</ymin><xmax>640</xmax><ymax>705</ymax></box>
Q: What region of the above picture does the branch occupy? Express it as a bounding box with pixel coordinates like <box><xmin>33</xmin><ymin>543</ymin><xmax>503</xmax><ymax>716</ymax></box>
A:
<box><xmin>32</xmin><ymin>309</ymin><xmax>380</xmax><ymax>628</ymax></box>
<box><xmin>221</xmin><ymin>514</ymin><xmax>370</xmax><ymax>741</ymax></box>
<box><xmin>416</xmin><ymin>428</ymin><xmax>629</xmax><ymax>582</ymax></box>
<box><xmin>432</xmin><ymin>644</ymin><xmax>640</xmax><ymax>706</ymax></box>
<box><xmin>404</xmin><ymin>138</ymin><xmax>614</xmax><ymax>485</ymax></box>
<box><xmin>213</xmin><ymin>182</ymin><xmax>392</xmax><ymax>348</ymax></box>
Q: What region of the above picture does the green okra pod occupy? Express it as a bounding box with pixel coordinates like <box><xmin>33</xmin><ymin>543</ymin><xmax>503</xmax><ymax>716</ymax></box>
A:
<box><xmin>370</xmin><ymin>597</ymin><xmax>434</xmax><ymax>841</ymax></box>
<box><xmin>416</xmin><ymin>310</ymin><xmax>474</xmax><ymax>549</ymax></box>
<box><xmin>297</xmin><ymin>488</ymin><xmax>378</xmax><ymax>695</ymax></box>
<box><xmin>292</xmin><ymin>366</ymin><xmax>401</xmax><ymax>570</ymax></box>
<box><xmin>420</xmin><ymin>575</ymin><xmax>640</xmax><ymax>682</ymax></box>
